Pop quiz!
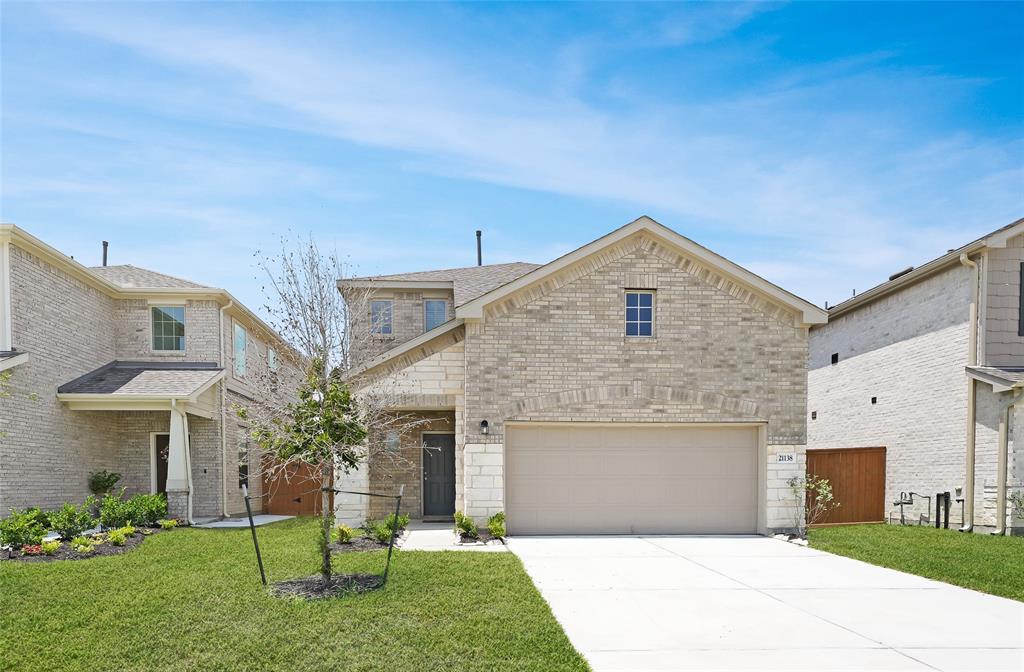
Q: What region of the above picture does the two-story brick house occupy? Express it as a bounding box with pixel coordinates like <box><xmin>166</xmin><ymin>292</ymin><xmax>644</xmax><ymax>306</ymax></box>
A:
<box><xmin>808</xmin><ymin>218</ymin><xmax>1024</xmax><ymax>534</ymax></box>
<box><xmin>0</xmin><ymin>224</ymin><xmax>298</xmax><ymax>522</ymax></box>
<box><xmin>338</xmin><ymin>216</ymin><xmax>828</xmax><ymax>535</ymax></box>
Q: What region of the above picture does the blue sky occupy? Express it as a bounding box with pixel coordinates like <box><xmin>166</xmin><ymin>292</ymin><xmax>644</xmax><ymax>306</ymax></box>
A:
<box><xmin>2</xmin><ymin>2</ymin><xmax>1021</xmax><ymax>315</ymax></box>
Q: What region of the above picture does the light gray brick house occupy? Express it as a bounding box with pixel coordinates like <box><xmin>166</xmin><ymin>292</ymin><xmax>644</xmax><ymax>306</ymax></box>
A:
<box><xmin>808</xmin><ymin>218</ymin><xmax>1024</xmax><ymax>534</ymax></box>
<box><xmin>338</xmin><ymin>216</ymin><xmax>828</xmax><ymax>535</ymax></box>
<box><xmin>0</xmin><ymin>224</ymin><xmax>298</xmax><ymax>522</ymax></box>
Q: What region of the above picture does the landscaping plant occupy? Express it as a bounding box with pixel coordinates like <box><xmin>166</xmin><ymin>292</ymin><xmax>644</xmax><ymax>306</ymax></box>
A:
<box><xmin>88</xmin><ymin>470</ymin><xmax>122</xmax><ymax>497</ymax></box>
<box><xmin>20</xmin><ymin>544</ymin><xmax>43</xmax><ymax>556</ymax></box>
<box><xmin>454</xmin><ymin>511</ymin><xmax>478</xmax><ymax>539</ymax></box>
<box><xmin>382</xmin><ymin>512</ymin><xmax>409</xmax><ymax>535</ymax></box>
<box><xmin>367</xmin><ymin>520</ymin><xmax>394</xmax><ymax>545</ymax></box>
<box><xmin>40</xmin><ymin>540</ymin><xmax>61</xmax><ymax>556</ymax></box>
<box><xmin>487</xmin><ymin>512</ymin><xmax>506</xmax><ymax>539</ymax></box>
<box><xmin>788</xmin><ymin>474</ymin><xmax>840</xmax><ymax>536</ymax></box>
<box><xmin>334</xmin><ymin>524</ymin><xmax>354</xmax><ymax>543</ymax></box>
<box><xmin>99</xmin><ymin>491</ymin><xmax>133</xmax><ymax>529</ymax></box>
<box><xmin>158</xmin><ymin>519</ymin><xmax>180</xmax><ymax>530</ymax></box>
<box><xmin>127</xmin><ymin>493</ymin><xmax>168</xmax><ymax>527</ymax></box>
<box><xmin>48</xmin><ymin>498</ymin><xmax>97</xmax><ymax>540</ymax></box>
<box><xmin>0</xmin><ymin>508</ymin><xmax>47</xmax><ymax>549</ymax></box>
<box><xmin>107</xmin><ymin>526</ymin><xmax>134</xmax><ymax>547</ymax></box>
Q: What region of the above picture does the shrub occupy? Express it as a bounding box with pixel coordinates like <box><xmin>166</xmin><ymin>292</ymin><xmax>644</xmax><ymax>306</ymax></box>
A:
<box><xmin>0</xmin><ymin>508</ymin><xmax>47</xmax><ymax>549</ymax></box>
<box><xmin>70</xmin><ymin>535</ymin><xmax>98</xmax><ymax>554</ymax></box>
<box><xmin>158</xmin><ymin>519</ymin><xmax>179</xmax><ymax>530</ymax></box>
<box><xmin>21</xmin><ymin>544</ymin><xmax>43</xmax><ymax>556</ymax></box>
<box><xmin>487</xmin><ymin>511</ymin><xmax>506</xmax><ymax>539</ymax></box>
<box><xmin>454</xmin><ymin>511</ymin><xmax>478</xmax><ymax>539</ymax></box>
<box><xmin>48</xmin><ymin>498</ymin><xmax>97</xmax><ymax>540</ymax></box>
<box><xmin>40</xmin><ymin>540</ymin><xmax>61</xmax><ymax>556</ymax></box>
<box><xmin>88</xmin><ymin>470</ymin><xmax>121</xmax><ymax>497</ymax></box>
<box><xmin>334</xmin><ymin>523</ymin><xmax>354</xmax><ymax>543</ymax></box>
<box><xmin>107</xmin><ymin>526</ymin><xmax>134</xmax><ymax>546</ymax></box>
<box><xmin>382</xmin><ymin>512</ymin><xmax>410</xmax><ymax>534</ymax></box>
<box><xmin>366</xmin><ymin>521</ymin><xmax>394</xmax><ymax>544</ymax></box>
<box><xmin>98</xmin><ymin>492</ymin><xmax>133</xmax><ymax>529</ymax></box>
<box><xmin>126</xmin><ymin>494</ymin><xmax>167</xmax><ymax>527</ymax></box>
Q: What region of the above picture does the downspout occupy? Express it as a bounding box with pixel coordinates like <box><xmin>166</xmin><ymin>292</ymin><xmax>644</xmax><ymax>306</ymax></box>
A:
<box><xmin>172</xmin><ymin>399</ymin><xmax>196</xmax><ymax>526</ymax></box>
<box><xmin>993</xmin><ymin>390</ymin><xmax>1023</xmax><ymax>535</ymax></box>
<box><xmin>219</xmin><ymin>300</ymin><xmax>234</xmax><ymax>518</ymax></box>
<box><xmin>959</xmin><ymin>253</ymin><xmax>979</xmax><ymax>532</ymax></box>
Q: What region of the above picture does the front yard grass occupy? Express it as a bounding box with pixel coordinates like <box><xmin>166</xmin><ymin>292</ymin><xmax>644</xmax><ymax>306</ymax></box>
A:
<box><xmin>809</xmin><ymin>523</ymin><xmax>1024</xmax><ymax>601</ymax></box>
<box><xmin>0</xmin><ymin>518</ymin><xmax>587</xmax><ymax>671</ymax></box>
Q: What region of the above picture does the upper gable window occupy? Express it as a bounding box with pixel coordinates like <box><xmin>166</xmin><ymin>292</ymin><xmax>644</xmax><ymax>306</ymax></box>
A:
<box><xmin>424</xmin><ymin>299</ymin><xmax>447</xmax><ymax>332</ymax></box>
<box><xmin>625</xmin><ymin>291</ymin><xmax>654</xmax><ymax>337</ymax></box>
<box><xmin>151</xmin><ymin>306</ymin><xmax>185</xmax><ymax>351</ymax></box>
<box><xmin>371</xmin><ymin>300</ymin><xmax>393</xmax><ymax>335</ymax></box>
<box><xmin>233</xmin><ymin>323</ymin><xmax>247</xmax><ymax>377</ymax></box>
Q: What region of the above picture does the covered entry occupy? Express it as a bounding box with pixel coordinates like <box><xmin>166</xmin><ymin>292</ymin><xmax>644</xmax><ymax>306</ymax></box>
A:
<box><xmin>505</xmin><ymin>423</ymin><xmax>759</xmax><ymax>535</ymax></box>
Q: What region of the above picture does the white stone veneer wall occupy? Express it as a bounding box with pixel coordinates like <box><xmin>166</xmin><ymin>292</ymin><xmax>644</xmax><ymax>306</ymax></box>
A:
<box><xmin>335</xmin><ymin>463</ymin><xmax>369</xmax><ymax>526</ymax></box>
<box><xmin>463</xmin><ymin>443</ymin><xmax>504</xmax><ymax>520</ymax></box>
<box><xmin>766</xmin><ymin>444</ymin><xmax>805</xmax><ymax>532</ymax></box>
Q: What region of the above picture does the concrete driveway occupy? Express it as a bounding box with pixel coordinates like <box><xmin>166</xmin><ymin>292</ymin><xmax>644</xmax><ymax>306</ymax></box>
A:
<box><xmin>507</xmin><ymin>536</ymin><xmax>1024</xmax><ymax>672</ymax></box>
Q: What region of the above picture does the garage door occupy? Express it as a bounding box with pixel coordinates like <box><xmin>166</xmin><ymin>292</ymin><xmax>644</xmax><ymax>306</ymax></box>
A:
<box><xmin>506</xmin><ymin>424</ymin><xmax>758</xmax><ymax>535</ymax></box>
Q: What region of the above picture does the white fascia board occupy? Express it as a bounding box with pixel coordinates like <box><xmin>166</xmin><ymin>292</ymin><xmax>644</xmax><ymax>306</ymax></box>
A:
<box><xmin>456</xmin><ymin>216</ymin><xmax>828</xmax><ymax>325</ymax></box>
<box><xmin>0</xmin><ymin>352</ymin><xmax>29</xmax><ymax>372</ymax></box>
<box><xmin>338</xmin><ymin>280</ymin><xmax>454</xmax><ymax>290</ymax></box>
<box><xmin>345</xmin><ymin>318</ymin><xmax>463</xmax><ymax>379</ymax></box>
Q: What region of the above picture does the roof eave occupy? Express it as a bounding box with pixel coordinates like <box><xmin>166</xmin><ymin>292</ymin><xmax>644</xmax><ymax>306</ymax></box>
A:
<box><xmin>345</xmin><ymin>319</ymin><xmax>464</xmax><ymax>380</ymax></box>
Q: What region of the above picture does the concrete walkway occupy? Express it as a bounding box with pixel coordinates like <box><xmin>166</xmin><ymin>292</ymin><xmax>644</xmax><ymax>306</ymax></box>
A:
<box><xmin>508</xmin><ymin>535</ymin><xmax>1024</xmax><ymax>672</ymax></box>
<box><xmin>193</xmin><ymin>514</ymin><xmax>293</xmax><ymax>528</ymax></box>
<box><xmin>400</xmin><ymin>521</ymin><xmax>507</xmax><ymax>552</ymax></box>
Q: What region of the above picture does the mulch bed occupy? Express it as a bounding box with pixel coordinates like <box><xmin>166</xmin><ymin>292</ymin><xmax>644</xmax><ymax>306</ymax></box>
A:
<box><xmin>329</xmin><ymin>536</ymin><xmax>391</xmax><ymax>554</ymax></box>
<box><xmin>458</xmin><ymin>530</ymin><xmax>505</xmax><ymax>545</ymax></box>
<box><xmin>0</xmin><ymin>529</ymin><xmax>164</xmax><ymax>563</ymax></box>
<box><xmin>271</xmin><ymin>573</ymin><xmax>384</xmax><ymax>600</ymax></box>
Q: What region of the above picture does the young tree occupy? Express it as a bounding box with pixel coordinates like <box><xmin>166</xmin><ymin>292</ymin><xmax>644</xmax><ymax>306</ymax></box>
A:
<box><xmin>240</xmin><ymin>235</ymin><xmax>428</xmax><ymax>585</ymax></box>
<box><xmin>788</xmin><ymin>474</ymin><xmax>840</xmax><ymax>537</ymax></box>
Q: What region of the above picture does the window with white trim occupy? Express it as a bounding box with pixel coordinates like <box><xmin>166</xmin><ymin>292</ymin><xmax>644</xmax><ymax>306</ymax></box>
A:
<box><xmin>625</xmin><ymin>291</ymin><xmax>654</xmax><ymax>337</ymax></box>
<box><xmin>371</xmin><ymin>300</ymin><xmax>393</xmax><ymax>335</ymax></box>
<box><xmin>268</xmin><ymin>347</ymin><xmax>278</xmax><ymax>373</ymax></box>
<box><xmin>424</xmin><ymin>299</ymin><xmax>446</xmax><ymax>332</ymax></box>
<box><xmin>233</xmin><ymin>323</ymin><xmax>247</xmax><ymax>377</ymax></box>
<box><xmin>151</xmin><ymin>306</ymin><xmax>185</xmax><ymax>351</ymax></box>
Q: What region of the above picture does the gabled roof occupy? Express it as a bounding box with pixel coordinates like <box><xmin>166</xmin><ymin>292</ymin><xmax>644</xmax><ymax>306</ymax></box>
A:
<box><xmin>58</xmin><ymin>361</ymin><xmax>223</xmax><ymax>397</ymax></box>
<box><xmin>827</xmin><ymin>217</ymin><xmax>1024</xmax><ymax>319</ymax></box>
<box><xmin>343</xmin><ymin>262</ymin><xmax>540</xmax><ymax>306</ymax></box>
<box><xmin>456</xmin><ymin>216</ymin><xmax>827</xmax><ymax>325</ymax></box>
<box><xmin>89</xmin><ymin>264</ymin><xmax>210</xmax><ymax>289</ymax></box>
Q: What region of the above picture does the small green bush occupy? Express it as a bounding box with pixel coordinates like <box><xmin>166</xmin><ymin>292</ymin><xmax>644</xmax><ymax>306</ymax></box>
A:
<box><xmin>382</xmin><ymin>512</ymin><xmax>410</xmax><ymax>534</ymax></box>
<box><xmin>126</xmin><ymin>494</ymin><xmax>167</xmax><ymax>527</ymax></box>
<box><xmin>107</xmin><ymin>526</ymin><xmax>134</xmax><ymax>546</ymax></box>
<box><xmin>454</xmin><ymin>511</ymin><xmax>478</xmax><ymax>539</ymax></box>
<box><xmin>40</xmin><ymin>540</ymin><xmax>61</xmax><ymax>556</ymax></box>
<box><xmin>88</xmin><ymin>470</ymin><xmax>122</xmax><ymax>497</ymax></box>
<box><xmin>487</xmin><ymin>511</ymin><xmax>506</xmax><ymax>539</ymax></box>
<box><xmin>367</xmin><ymin>521</ymin><xmax>394</xmax><ymax>544</ymax></box>
<box><xmin>334</xmin><ymin>524</ymin><xmax>354</xmax><ymax>543</ymax></box>
<box><xmin>0</xmin><ymin>508</ymin><xmax>47</xmax><ymax>549</ymax></box>
<box><xmin>158</xmin><ymin>519</ymin><xmax>179</xmax><ymax>530</ymax></box>
<box><xmin>48</xmin><ymin>498</ymin><xmax>97</xmax><ymax>540</ymax></box>
<box><xmin>98</xmin><ymin>491</ymin><xmax>133</xmax><ymax>529</ymax></box>
<box><xmin>70</xmin><ymin>536</ymin><xmax>96</xmax><ymax>554</ymax></box>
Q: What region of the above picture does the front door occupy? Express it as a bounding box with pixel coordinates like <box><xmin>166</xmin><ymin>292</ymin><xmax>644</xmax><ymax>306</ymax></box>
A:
<box><xmin>153</xmin><ymin>434</ymin><xmax>169</xmax><ymax>495</ymax></box>
<box><xmin>422</xmin><ymin>434</ymin><xmax>456</xmax><ymax>518</ymax></box>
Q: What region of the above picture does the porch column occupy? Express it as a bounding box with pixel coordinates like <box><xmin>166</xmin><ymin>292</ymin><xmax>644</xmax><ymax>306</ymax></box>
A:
<box><xmin>166</xmin><ymin>403</ymin><xmax>191</xmax><ymax>521</ymax></box>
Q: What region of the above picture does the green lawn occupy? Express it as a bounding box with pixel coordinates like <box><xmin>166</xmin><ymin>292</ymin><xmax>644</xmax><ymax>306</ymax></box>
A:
<box><xmin>809</xmin><ymin>523</ymin><xmax>1024</xmax><ymax>601</ymax></box>
<box><xmin>0</xmin><ymin>518</ymin><xmax>587</xmax><ymax>671</ymax></box>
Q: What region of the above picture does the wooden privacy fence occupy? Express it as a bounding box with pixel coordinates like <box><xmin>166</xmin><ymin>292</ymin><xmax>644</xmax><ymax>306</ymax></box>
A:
<box><xmin>263</xmin><ymin>462</ymin><xmax>334</xmax><ymax>516</ymax></box>
<box><xmin>806</xmin><ymin>447</ymin><xmax>886</xmax><ymax>526</ymax></box>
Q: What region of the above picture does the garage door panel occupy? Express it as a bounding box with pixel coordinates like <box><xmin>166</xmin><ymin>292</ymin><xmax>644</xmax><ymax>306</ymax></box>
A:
<box><xmin>506</xmin><ymin>424</ymin><xmax>758</xmax><ymax>535</ymax></box>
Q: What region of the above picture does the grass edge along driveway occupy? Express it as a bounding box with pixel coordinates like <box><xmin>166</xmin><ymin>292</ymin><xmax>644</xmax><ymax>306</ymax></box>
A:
<box><xmin>0</xmin><ymin>518</ymin><xmax>588</xmax><ymax>671</ymax></box>
<box><xmin>809</xmin><ymin>523</ymin><xmax>1024</xmax><ymax>602</ymax></box>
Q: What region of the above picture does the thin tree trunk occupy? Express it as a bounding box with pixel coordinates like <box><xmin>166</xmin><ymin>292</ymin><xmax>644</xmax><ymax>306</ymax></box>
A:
<box><xmin>320</xmin><ymin>461</ymin><xmax>333</xmax><ymax>583</ymax></box>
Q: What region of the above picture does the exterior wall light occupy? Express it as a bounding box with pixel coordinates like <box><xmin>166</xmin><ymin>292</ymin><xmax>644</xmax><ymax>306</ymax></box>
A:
<box><xmin>479</xmin><ymin>420</ymin><xmax>489</xmax><ymax>435</ymax></box>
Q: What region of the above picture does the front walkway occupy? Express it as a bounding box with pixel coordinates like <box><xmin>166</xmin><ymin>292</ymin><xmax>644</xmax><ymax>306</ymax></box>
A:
<box><xmin>401</xmin><ymin>521</ymin><xmax>507</xmax><ymax>552</ymax></box>
<box><xmin>508</xmin><ymin>535</ymin><xmax>1024</xmax><ymax>672</ymax></box>
<box><xmin>194</xmin><ymin>514</ymin><xmax>294</xmax><ymax>528</ymax></box>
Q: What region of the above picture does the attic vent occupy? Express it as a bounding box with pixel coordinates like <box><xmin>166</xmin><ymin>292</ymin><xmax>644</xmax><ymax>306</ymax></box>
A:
<box><xmin>831</xmin><ymin>353</ymin><xmax>839</xmax><ymax>365</ymax></box>
<box><xmin>888</xmin><ymin>266</ymin><xmax>914</xmax><ymax>281</ymax></box>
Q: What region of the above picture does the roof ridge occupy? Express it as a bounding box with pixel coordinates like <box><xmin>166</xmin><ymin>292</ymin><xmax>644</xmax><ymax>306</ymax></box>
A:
<box><xmin>353</xmin><ymin>260</ymin><xmax>539</xmax><ymax>281</ymax></box>
<box><xmin>89</xmin><ymin>263</ymin><xmax>211</xmax><ymax>289</ymax></box>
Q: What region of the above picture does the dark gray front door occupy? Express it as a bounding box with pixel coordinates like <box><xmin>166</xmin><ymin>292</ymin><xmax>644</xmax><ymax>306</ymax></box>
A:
<box><xmin>422</xmin><ymin>434</ymin><xmax>456</xmax><ymax>517</ymax></box>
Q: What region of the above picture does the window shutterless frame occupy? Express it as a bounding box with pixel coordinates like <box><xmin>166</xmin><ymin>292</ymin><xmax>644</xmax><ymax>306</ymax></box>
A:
<box><xmin>151</xmin><ymin>305</ymin><xmax>185</xmax><ymax>351</ymax></box>
<box><xmin>424</xmin><ymin>299</ymin><xmax>447</xmax><ymax>332</ymax></box>
<box><xmin>624</xmin><ymin>290</ymin><xmax>655</xmax><ymax>337</ymax></box>
<box><xmin>371</xmin><ymin>300</ymin><xmax>393</xmax><ymax>335</ymax></box>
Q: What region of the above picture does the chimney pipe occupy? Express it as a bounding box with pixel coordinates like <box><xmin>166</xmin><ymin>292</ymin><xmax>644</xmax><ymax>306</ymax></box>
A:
<box><xmin>476</xmin><ymin>230</ymin><xmax>482</xmax><ymax>266</ymax></box>
<box><xmin>102</xmin><ymin>241</ymin><xmax>109</xmax><ymax>267</ymax></box>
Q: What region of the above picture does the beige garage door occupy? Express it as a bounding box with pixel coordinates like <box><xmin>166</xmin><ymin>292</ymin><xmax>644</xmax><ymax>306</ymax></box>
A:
<box><xmin>505</xmin><ymin>424</ymin><xmax>758</xmax><ymax>535</ymax></box>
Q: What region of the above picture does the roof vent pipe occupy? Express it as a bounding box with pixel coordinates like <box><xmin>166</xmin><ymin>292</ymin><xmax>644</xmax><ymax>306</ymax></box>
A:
<box><xmin>102</xmin><ymin>241</ymin><xmax>109</xmax><ymax>266</ymax></box>
<box><xmin>476</xmin><ymin>230</ymin><xmax>482</xmax><ymax>266</ymax></box>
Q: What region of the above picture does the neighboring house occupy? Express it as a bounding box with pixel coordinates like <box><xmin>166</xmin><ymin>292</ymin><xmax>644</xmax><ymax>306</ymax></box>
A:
<box><xmin>337</xmin><ymin>216</ymin><xmax>828</xmax><ymax>535</ymax></box>
<box><xmin>808</xmin><ymin>218</ymin><xmax>1024</xmax><ymax>534</ymax></box>
<box><xmin>0</xmin><ymin>224</ymin><xmax>298</xmax><ymax>522</ymax></box>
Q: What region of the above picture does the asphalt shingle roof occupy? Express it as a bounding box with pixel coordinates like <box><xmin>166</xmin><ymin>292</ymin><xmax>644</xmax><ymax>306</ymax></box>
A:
<box><xmin>58</xmin><ymin>361</ymin><xmax>222</xmax><ymax>396</ymax></box>
<box><xmin>89</xmin><ymin>265</ymin><xmax>210</xmax><ymax>289</ymax></box>
<box><xmin>966</xmin><ymin>365</ymin><xmax>1024</xmax><ymax>387</ymax></box>
<box><xmin>352</xmin><ymin>262</ymin><xmax>540</xmax><ymax>306</ymax></box>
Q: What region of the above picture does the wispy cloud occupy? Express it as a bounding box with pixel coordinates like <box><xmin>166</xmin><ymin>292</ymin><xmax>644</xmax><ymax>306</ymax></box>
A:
<box><xmin>4</xmin><ymin>2</ymin><xmax>1021</xmax><ymax>309</ymax></box>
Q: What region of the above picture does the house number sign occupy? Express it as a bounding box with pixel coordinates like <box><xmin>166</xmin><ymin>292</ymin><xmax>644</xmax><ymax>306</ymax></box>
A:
<box><xmin>776</xmin><ymin>453</ymin><xmax>796</xmax><ymax>463</ymax></box>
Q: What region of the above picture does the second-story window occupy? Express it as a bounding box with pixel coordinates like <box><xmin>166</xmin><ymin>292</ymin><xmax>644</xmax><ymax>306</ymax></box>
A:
<box><xmin>424</xmin><ymin>299</ymin><xmax>446</xmax><ymax>332</ymax></box>
<box><xmin>152</xmin><ymin>306</ymin><xmax>185</xmax><ymax>351</ymax></box>
<box><xmin>371</xmin><ymin>300</ymin><xmax>393</xmax><ymax>335</ymax></box>
<box><xmin>268</xmin><ymin>347</ymin><xmax>278</xmax><ymax>373</ymax></box>
<box><xmin>625</xmin><ymin>291</ymin><xmax>654</xmax><ymax>337</ymax></box>
<box><xmin>233</xmin><ymin>323</ymin><xmax>247</xmax><ymax>377</ymax></box>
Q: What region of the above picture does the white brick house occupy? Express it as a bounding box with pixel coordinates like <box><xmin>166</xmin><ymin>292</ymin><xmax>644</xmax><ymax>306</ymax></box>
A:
<box><xmin>808</xmin><ymin>218</ymin><xmax>1024</xmax><ymax>534</ymax></box>
<box><xmin>338</xmin><ymin>216</ymin><xmax>827</xmax><ymax>535</ymax></box>
<box><xmin>0</xmin><ymin>225</ymin><xmax>298</xmax><ymax>522</ymax></box>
